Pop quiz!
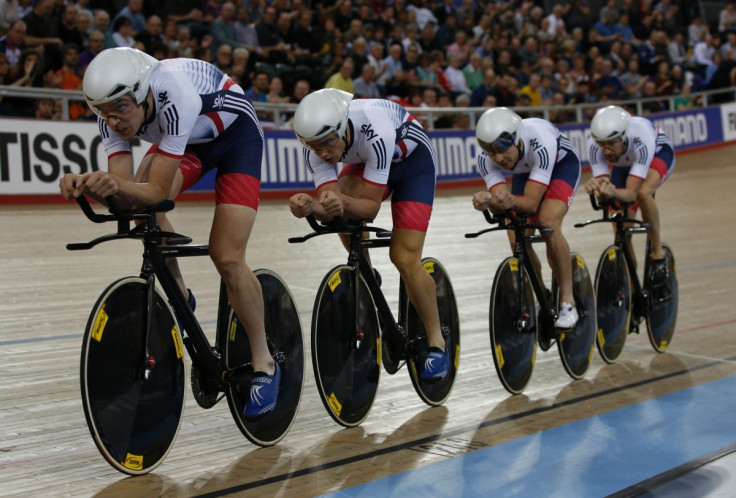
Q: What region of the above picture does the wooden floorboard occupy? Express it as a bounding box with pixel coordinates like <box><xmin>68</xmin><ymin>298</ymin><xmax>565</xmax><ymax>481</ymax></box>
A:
<box><xmin>1</xmin><ymin>145</ymin><xmax>735</xmax><ymax>496</ymax></box>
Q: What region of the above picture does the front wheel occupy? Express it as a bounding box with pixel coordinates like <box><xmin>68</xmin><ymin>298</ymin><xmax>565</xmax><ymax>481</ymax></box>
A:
<box><xmin>489</xmin><ymin>257</ymin><xmax>537</xmax><ymax>395</ymax></box>
<box><xmin>80</xmin><ymin>277</ymin><xmax>185</xmax><ymax>475</ymax></box>
<box><xmin>594</xmin><ymin>245</ymin><xmax>631</xmax><ymax>363</ymax></box>
<box><xmin>312</xmin><ymin>265</ymin><xmax>380</xmax><ymax>427</ymax></box>
<box><xmin>224</xmin><ymin>269</ymin><xmax>304</xmax><ymax>446</ymax></box>
<box><xmin>404</xmin><ymin>258</ymin><xmax>460</xmax><ymax>406</ymax></box>
<box><xmin>645</xmin><ymin>244</ymin><xmax>679</xmax><ymax>352</ymax></box>
<box><xmin>557</xmin><ymin>253</ymin><xmax>596</xmax><ymax>379</ymax></box>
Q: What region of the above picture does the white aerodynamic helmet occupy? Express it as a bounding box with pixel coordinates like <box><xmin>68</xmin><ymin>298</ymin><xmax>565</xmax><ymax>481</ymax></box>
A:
<box><xmin>83</xmin><ymin>47</ymin><xmax>159</xmax><ymax>117</ymax></box>
<box><xmin>590</xmin><ymin>105</ymin><xmax>631</xmax><ymax>143</ymax></box>
<box><xmin>476</xmin><ymin>107</ymin><xmax>523</xmax><ymax>154</ymax></box>
<box><xmin>293</xmin><ymin>89</ymin><xmax>353</xmax><ymax>146</ymax></box>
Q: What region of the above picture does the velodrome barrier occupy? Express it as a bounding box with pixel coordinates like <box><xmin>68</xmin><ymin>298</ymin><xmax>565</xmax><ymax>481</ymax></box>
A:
<box><xmin>1</xmin><ymin>103</ymin><xmax>734</xmax><ymax>204</ymax></box>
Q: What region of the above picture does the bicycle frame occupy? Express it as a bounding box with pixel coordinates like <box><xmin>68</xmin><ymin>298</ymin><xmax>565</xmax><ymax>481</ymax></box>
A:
<box><xmin>346</xmin><ymin>229</ymin><xmax>411</xmax><ymax>357</ymax></box>
<box><xmin>290</xmin><ymin>216</ymin><xmax>411</xmax><ymax>358</ymax></box>
<box><xmin>468</xmin><ymin>210</ymin><xmax>557</xmax><ymax>326</ymax></box>
<box><xmin>68</xmin><ymin>196</ymin><xmax>248</xmax><ymax>391</ymax></box>
<box><xmin>575</xmin><ymin>195</ymin><xmax>651</xmax><ymax>319</ymax></box>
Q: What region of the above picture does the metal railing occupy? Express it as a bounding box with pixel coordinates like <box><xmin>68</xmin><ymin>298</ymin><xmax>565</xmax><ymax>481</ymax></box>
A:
<box><xmin>2</xmin><ymin>83</ymin><xmax>734</xmax><ymax>128</ymax></box>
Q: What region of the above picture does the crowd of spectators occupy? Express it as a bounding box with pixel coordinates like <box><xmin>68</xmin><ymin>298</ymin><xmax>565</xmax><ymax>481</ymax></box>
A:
<box><xmin>2</xmin><ymin>0</ymin><xmax>736</xmax><ymax>127</ymax></box>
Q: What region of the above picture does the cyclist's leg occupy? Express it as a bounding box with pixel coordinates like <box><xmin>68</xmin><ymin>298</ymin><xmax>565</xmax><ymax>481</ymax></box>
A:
<box><xmin>539</xmin><ymin>198</ymin><xmax>574</xmax><ymax>305</ymax></box>
<box><xmin>135</xmin><ymin>146</ymin><xmax>203</xmax><ymax>299</ymax></box>
<box><xmin>539</xmin><ymin>150</ymin><xmax>581</xmax><ymax>326</ymax></box>
<box><xmin>199</xmin><ymin>110</ymin><xmax>274</xmax><ymax>377</ymax></box>
<box><xmin>211</xmin><ymin>204</ymin><xmax>271</xmax><ymax>376</ymax></box>
<box><xmin>387</xmin><ymin>142</ymin><xmax>443</xmax><ymax>351</ymax></box>
<box><xmin>509</xmin><ymin>174</ymin><xmax>544</xmax><ymax>283</ymax></box>
<box><xmin>537</xmin><ymin>152</ymin><xmax>579</xmax><ymax>306</ymax></box>
<box><xmin>637</xmin><ymin>168</ymin><xmax>663</xmax><ymax>259</ymax></box>
<box><xmin>638</xmin><ymin>148</ymin><xmax>674</xmax><ymax>260</ymax></box>
<box><xmin>390</xmin><ymin>228</ymin><xmax>443</xmax><ymax>350</ymax></box>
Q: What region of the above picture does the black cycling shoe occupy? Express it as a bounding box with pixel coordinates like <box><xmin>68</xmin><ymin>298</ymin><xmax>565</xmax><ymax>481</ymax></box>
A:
<box><xmin>650</xmin><ymin>258</ymin><xmax>668</xmax><ymax>285</ymax></box>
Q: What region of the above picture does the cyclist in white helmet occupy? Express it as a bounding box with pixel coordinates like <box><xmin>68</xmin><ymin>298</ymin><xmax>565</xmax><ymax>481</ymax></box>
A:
<box><xmin>289</xmin><ymin>88</ymin><xmax>450</xmax><ymax>382</ymax></box>
<box><xmin>471</xmin><ymin>107</ymin><xmax>582</xmax><ymax>329</ymax></box>
<box><xmin>585</xmin><ymin>105</ymin><xmax>675</xmax><ymax>284</ymax></box>
<box><xmin>58</xmin><ymin>47</ymin><xmax>279</xmax><ymax>419</ymax></box>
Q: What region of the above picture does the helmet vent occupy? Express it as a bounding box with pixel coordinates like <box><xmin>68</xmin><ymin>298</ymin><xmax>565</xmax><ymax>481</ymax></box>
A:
<box><xmin>106</xmin><ymin>84</ymin><xmax>128</xmax><ymax>98</ymax></box>
<box><xmin>315</xmin><ymin>124</ymin><xmax>336</xmax><ymax>137</ymax></box>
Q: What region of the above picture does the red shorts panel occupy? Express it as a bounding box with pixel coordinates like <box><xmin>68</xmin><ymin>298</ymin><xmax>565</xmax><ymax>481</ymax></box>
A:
<box><xmin>649</xmin><ymin>157</ymin><xmax>668</xmax><ymax>183</ymax></box>
<box><xmin>392</xmin><ymin>200</ymin><xmax>432</xmax><ymax>232</ymax></box>
<box><xmin>545</xmin><ymin>178</ymin><xmax>576</xmax><ymax>209</ymax></box>
<box><xmin>215</xmin><ymin>173</ymin><xmax>260</xmax><ymax>209</ymax></box>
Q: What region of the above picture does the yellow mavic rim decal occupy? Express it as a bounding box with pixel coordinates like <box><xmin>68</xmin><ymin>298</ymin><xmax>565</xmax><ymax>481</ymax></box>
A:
<box><xmin>328</xmin><ymin>393</ymin><xmax>342</xmax><ymax>416</ymax></box>
<box><xmin>171</xmin><ymin>326</ymin><xmax>183</xmax><ymax>359</ymax></box>
<box><xmin>328</xmin><ymin>270</ymin><xmax>342</xmax><ymax>292</ymax></box>
<box><xmin>123</xmin><ymin>453</ymin><xmax>143</xmax><ymax>471</ymax></box>
<box><xmin>91</xmin><ymin>304</ymin><xmax>108</xmax><ymax>343</ymax></box>
<box><xmin>423</xmin><ymin>260</ymin><xmax>435</xmax><ymax>274</ymax></box>
<box><xmin>376</xmin><ymin>337</ymin><xmax>381</xmax><ymax>366</ymax></box>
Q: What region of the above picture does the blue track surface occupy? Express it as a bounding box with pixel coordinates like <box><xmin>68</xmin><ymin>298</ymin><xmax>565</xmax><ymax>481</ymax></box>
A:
<box><xmin>323</xmin><ymin>375</ymin><xmax>736</xmax><ymax>497</ymax></box>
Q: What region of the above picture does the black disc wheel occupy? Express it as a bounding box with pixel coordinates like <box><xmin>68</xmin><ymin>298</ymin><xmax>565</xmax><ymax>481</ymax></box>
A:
<box><xmin>312</xmin><ymin>265</ymin><xmax>380</xmax><ymax>427</ymax></box>
<box><xmin>557</xmin><ymin>253</ymin><xmax>597</xmax><ymax>379</ymax></box>
<box><xmin>593</xmin><ymin>245</ymin><xmax>632</xmax><ymax>363</ymax></box>
<box><xmin>225</xmin><ymin>269</ymin><xmax>304</xmax><ymax>446</ymax></box>
<box><xmin>80</xmin><ymin>277</ymin><xmax>184</xmax><ymax>475</ymax></box>
<box><xmin>645</xmin><ymin>244</ymin><xmax>679</xmax><ymax>352</ymax></box>
<box><xmin>404</xmin><ymin>258</ymin><xmax>460</xmax><ymax>406</ymax></box>
<box><xmin>489</xmin><ymin>257</ymin><xmax>537</xmax><ymax>395</ymax></box>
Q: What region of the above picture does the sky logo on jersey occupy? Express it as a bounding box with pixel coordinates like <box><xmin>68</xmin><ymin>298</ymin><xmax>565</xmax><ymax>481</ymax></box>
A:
<box><xmin>213</xmin><ymin>94</ymin><xmax>225</xmax><ymax>110</ymax></box>
<box><xmin>157</xmin><ymin>91</ymin><xmax>170</xmax><ymax>107</ymax></box>
<box><xmin>361</xmin><ymin>123</ymin><xmax>377</xmax><ymax>140</ymax></box>
<box><xmin>529</xmin><ymin>138</ymin><xmax>542</xmax><ymax>151</ymax></box>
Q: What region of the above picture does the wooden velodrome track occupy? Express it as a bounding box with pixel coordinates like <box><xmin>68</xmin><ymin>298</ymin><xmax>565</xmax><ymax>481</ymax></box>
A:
<box><xmin>1</xmin><ymin>143</ymin><xmax>735</xmax><ymax>497</ymax></box>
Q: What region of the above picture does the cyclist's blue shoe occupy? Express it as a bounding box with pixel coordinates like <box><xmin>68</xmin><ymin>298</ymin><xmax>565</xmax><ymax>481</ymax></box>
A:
<box><xmin>244</xmin><ymin>363</ymin><xmax>281</xmax><ymax>419</ymax></box>
<box><xmin>174</xmin><ymin>289</ymin><xmax>196</xmax><ymax>332</ymax></box>
<box><xmin>420</xmin><ymin>347</ymin><xmax>449</xmax><ymax>383</ymax></box>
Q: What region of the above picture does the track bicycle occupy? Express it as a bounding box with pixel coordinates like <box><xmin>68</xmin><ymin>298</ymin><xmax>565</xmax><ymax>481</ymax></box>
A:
<box><xmin>67</xmin><ymin>196</ymin><xmax>304</xmax><ymax>475</ymax></box>
<box><xmin>575</xmin><ymin>195</ymin><xmax>678</xmax><ymax>362</ymax></box>
<box><xmin>465</xmin><ymin>209</ymin><xmax>596</xmax><ymax>395</ymax></box>
<box><xmin>288</xmin><ymin>215</ymin><xmax>460</xmax><ymax>427</ymax></box>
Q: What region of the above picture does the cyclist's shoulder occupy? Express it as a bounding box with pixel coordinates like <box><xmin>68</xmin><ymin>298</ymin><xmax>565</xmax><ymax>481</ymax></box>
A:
<box><xmin>520</xmin><ymin>118</ymin><xmax>559</xmax><ymax>148</ymax></box>
<box><xmin>628</xmin><ymin>116</ymin><xmax>658</xmax><ymax>138</ymax></box>
<box><xmin>350</xmin><ymin>101</ymin><xmax>398</xmax><ymax>141</ymax></box>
